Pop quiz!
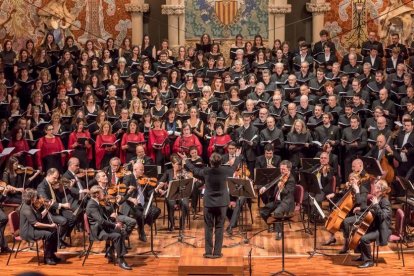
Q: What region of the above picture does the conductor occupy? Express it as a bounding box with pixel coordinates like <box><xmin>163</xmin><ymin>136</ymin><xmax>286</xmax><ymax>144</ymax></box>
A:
<box><xmin>181</xmin><ymin>152</ymin><xmax>233</xmax><ymax>259</ymax></box>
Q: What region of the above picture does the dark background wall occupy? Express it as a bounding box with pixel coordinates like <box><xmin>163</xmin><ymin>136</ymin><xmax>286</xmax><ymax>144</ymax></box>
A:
<box><xmin>285</xmin><ymin>0</ymin><xmax>313</xmax><ymax>46</ymax></box>
<box><xmin>144</xmin><ymin>0</ymin><xmax>169</xmax><ymax>47</ymax></box>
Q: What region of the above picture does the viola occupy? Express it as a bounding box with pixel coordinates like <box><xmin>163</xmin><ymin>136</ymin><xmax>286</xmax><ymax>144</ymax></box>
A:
<box><xmin>138</xmin><ymin>177</ymin><xmax>157</xmax><ymax>187</ymax></box>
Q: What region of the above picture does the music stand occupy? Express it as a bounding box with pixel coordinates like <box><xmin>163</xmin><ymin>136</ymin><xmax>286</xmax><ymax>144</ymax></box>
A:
<box><xmin>269</xmin><ymin>213</ymin><xmax>295</xmax><ymax>276</ymax></box>
<box><xmin>359</xmin><ymin>156</ymin><xmax>384</xmax><ymax>177</ymax></box>
<box><xmin>164</xmin><ymin>178</ymin><xmax>196</xmax><ymax>248</ymax></box>
<box><xmin>137</xmin><ymin>191</ymin><xmax>161</xmax><ymax>257</ymax></box>
<box><xmin>307</xmin><ymin>195</ymin><xmax>330</xmax><ymax>258</ymax></box>
<box><xmin>144</xmin><ymin>165</ymin><xmax>158</xmax><ymax>178</ymax></box>
<box><xmin>298</xmin><ymin>171</ymin><xmax>319</xmax><ymax>235</ymax></box>
<box><xmin>300</xmin><ymin>158</ymin><xmax>320</xmax><ymax>171</ymax></box>
<box><xmin>254</xmin><ymin>168</ymin><xmax>279</xmax><ymax>208</ymax></box>
<box><xmin>225</xmin><ymin>178</ymin><xmax>263</xmax><ymax>249</ymax></box>
<box><xmin>396</xmin><ymin>176</ymin><xmax>414</xmax><ymax>245</ymax></box>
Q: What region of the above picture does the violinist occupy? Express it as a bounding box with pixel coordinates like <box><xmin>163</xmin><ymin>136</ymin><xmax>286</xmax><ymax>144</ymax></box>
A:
<box><xmin>353</xmin><ymin>179</ymin><xmax>392</xmax><ymax>268</ymax></box>
<box><xmin>255</xmin><ymin>144</ymin><xmax>282</xmax><ymax>204</ymax></box>
<box><xmin>93</xmin><ymin>171</ymin><xmax>136</xmax><ymax>239</ymax></box>
<box><xmin>2</xmin><ymin>157</ymin><xmax>40</xmax><ymax>203</ymax></box>
<box><xmin>120</xmin><ymin>163</ymin><xmax>161</xmax><ymax>242</ymax></box>
<box><xmin>37</xmin><ymin>168</ymin><xmax>76</xmax><ymax>249</ymax></box>
<box><xmin>156</xmin><ymin>154</ymin><xmax>190</xmax><ymax>232</ymax></box>
<box><xmin>102</xmin><ymin>157</ymin><xmax>125</xmax><ymax>186</ymax></box>
<box><xmin>259</xmin><ymin>160</ymin><xmax>295</xmax><ymax>240</ymax></box>
<box><xmin>19</xmin><ymin>188</ymin><xmax>59</xmax><ymax>265</ymax></box>
<box><xmin>86</xmin><ymin>185</ymin><xmax>132</xmax><ymax>270</ymax></box>
<box><xmin>303</xmin><ymin>152</ymin><xmax>334</xmax><ymax>220</ymax></box>
<box><xmin>68</xmin><ymin>119</ymin><xmax>92</xmax><ymax>169</ymax></box>
<box><xmin>62</xmin><ymin>158</ymin><xmax>90</xmax><ymax>204</ymax></box>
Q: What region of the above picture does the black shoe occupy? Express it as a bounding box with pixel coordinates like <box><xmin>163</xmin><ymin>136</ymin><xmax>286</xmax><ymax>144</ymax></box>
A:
<box><xmin>45</xmin><ymin>258</ymin><xmax>57</xmax><ymax>265</ymax></box>
<box><xmin>0</xmin><ymin>247</ymin><xmax>13</xmax><ymax>253</ymax></box>
<box><xmin>203</xmin><ymin>253</ymin><xmax>213</xmax><ymax>258</ymax></box>
<box><xmin>275</xmin><ymin>232</ymin><xmax>282</xmax><ymax>240</ymax></box>
<box><xmin>52</xmin><ymin>254</ymin><xmax>62</xmax><ymax>263</ymax></box>
<box><xmin>139</xmin><ymin>231</ymin><xmax>147</xmax><ymax>242</ymax></box>
<box><xmin>338</xmin><ymin>248</ymin><xmax>348</xmax><ymax>254</ymax></box>
<box><xmin>118</xmin><ymin>258</ymin><xmax>132</xmax><ymax>270</ymax></box>
<box><xmin>105</xmin><ymin>249</ymin><xmax>115</xmax><ymax>263</ymax></box>
<box><xmin>226</xmin><ymin>227</ymin><xmax>233</xmax><ymax>236</ymax></box>
<box><xmin>322</xmin><ymin>237</ymin><xmax>336</xmax><ymax>246</ymax></box>
<box><xmin>353</xmin><ymin>256</ymin><xmax>364</xmax><ymax>262</ymax></box>
<box><xmin>168</xmin><ymin>226</ymin><xmax>174</xmax><ymax>232</ymax></box>
<box><xmin>212</xmin><ymin>253</ymin><xmax>223</xmax><ymax>259</ymax></box>
<box><xmin>59</xmin><ymin>239</ymin><xmax>70</xmax><ymax>249</ymax></box>
<box><xmin>358</xmin><ymin>261</ymin><xmax>374</xmax><ymax>268</ymax></box>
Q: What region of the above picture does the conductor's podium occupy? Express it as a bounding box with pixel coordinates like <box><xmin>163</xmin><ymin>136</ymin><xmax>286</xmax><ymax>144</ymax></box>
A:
<box><xmin>178</xmin><ymin>248</ymin><xmax>244</xmax><ymax>276</ymax></box>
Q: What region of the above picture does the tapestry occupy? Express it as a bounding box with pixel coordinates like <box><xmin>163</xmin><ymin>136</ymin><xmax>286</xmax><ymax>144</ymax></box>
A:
<box><xmin>185</xmin><ymin>0</ymin><xmax>269</xmax><ymax>39</ymax></box>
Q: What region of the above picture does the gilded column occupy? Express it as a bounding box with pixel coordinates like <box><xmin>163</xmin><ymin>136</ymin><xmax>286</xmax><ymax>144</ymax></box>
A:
<box><xmin>306</xmin><ymin>0</ymin><xmax>331</xmax><ymax>43</ymax></box>
<box><xmin>125</xmin><ymin>0</ymin><xmax>150</xmax><ymax>45</ymax></box>
<box><xmin>162</xmin><ymin>0</ymin><xmax>185</xmax><ymax>51</ymax></box>
<box><xmin>268</xmin><ymin>0</ymin><xmax>292</xmax><ymax>44</ymax></box>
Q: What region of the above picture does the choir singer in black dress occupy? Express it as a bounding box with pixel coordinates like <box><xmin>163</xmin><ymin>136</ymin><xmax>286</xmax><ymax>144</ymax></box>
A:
<box><xmin>181</xmin><ymin>152</ymin><xmax>233</xmax><ymax>259</ymax></box>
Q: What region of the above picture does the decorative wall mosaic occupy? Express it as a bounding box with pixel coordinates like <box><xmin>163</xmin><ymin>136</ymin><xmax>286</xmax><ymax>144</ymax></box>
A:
<box><xmin>185</xmin><ymin>0</ymin><xmax>269</xmax><ymax>39</ymax></box>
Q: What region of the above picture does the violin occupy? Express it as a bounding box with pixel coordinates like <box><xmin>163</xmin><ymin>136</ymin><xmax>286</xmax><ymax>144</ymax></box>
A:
<box><xmin>107</xmin><ymin>183</ymin><xmax>130</xmax><ymax>196</ymax></box>
<box><xmin>77</xmin><ymin>168</ymin><xmax>97</xmax><ymax>178</ymax></box>
<box><xmin>0</xmin><ymin>181</ymin><xmax>17</xmax><ymax>195</ymax></box>
<box><xmin>138</xmin><ymin>176</ymin><xmax>157</xmax><ymax>187</ymax></box>
<box><xmin>115</xmin><ymin>168</ymin><xmax>132</xmax><ymax>178</ymax></box>
<box><xmin>33</xmin><ymin>197</ymin><xmax>51</xmax><ymax>210</ymax></box>
<box><xmin>99</xmin><ymin>194</ymin><xmax>117</xmax><ymax>206</ymax></box>
<box><xmin>275</xmin><ymin>174</ymin><xmax>289</xmax><ymax>200</ymax></box>
<box><xmin>16</xmin><ymin>165</ymin><xmax>39</xmax><ymax>175</ymax></box>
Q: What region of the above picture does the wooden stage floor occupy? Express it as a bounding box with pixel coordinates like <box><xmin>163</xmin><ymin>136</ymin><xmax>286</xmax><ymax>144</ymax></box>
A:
<box><xmin>1</xmin><ymin>200</ymin><xmax>413</xmax><ymax>275</ymax></box>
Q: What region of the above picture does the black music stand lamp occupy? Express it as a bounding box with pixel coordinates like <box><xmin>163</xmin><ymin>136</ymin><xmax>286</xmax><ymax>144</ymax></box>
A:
<box><xmin>164</xmin><ymin>178</ymin><xmax>196</xmax><ymax>248</ymax></box>
<box><xmin>137</xmin><ymin>191</ymin><xmax>161</xmax><ymax>257</ymax></box>
<box><xmin>268</xmin><ymin>212</ymin><xmax>295</xmax><ymax>276</ymax></box>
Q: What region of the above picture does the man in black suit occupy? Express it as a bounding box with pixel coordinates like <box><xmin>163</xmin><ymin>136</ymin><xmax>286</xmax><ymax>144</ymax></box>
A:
<box><xmin>312</xmin><ymin>112</ymin><xmax>341</xmax><ymax>148</ymax></box>
<box><xmin>236</xmin><ymin>112</ymin><xmax>259</xmax><ymax>175</ymax></box>
<box><xmin>183</xmin><ymin>153</ymin><xmax>233</xmax><ymax>259</ymax></box>
<box><xmin>221</xmin><ymin>141</ymin><xmax>242</xmax><ymax>170</ymax></box>
<box><xmin>365</xmin><ymin>134</ymin><xmax>399</xmax><ymax>180</ymax></box>
<box><xmin>259</xmin><ymin>160</ymin><xmax>296</xmax><ymax>240</ymax></box>
<box><xmin>361</xmin><ymin>31</ymin><xmax>384</xmax><ymax>58</ymax></box>
<box><xmin>394</xmin><ymin>118</ymin><xmax>414</xmax><ymax>178</ymax></box>
<box><xmin>354</xmin><ymin>180</ymin><xmax>392</xmax><ymax>268</ymax></box>
<box><xmin>255</xmin><ymin>144</ymin><xmax>281</xmax><ymax>205</ymax></box>
<box><xmin>120</xmin><ymin>162</ymin><xmax>161</xmax><ymax>242</ymax></box>
<box><xmin>37</xmin><ymin>168</ymin><xmax>76</xmax><ymax>248</ymax></box>
<box><xmin>86</xmin><ymin>186</ymin><xmax>132</xmax><ymax>270</ymax></box>
<box><xmin>385</xmin><ymin>33</ymin><xmax>408</xmax><ymax>60</ymax></box>
<box><xmin>259</xmin><ymin>116</ymin><xmax>285</xmax><ymax>155</ymax></box>
<box><xmin>362</xmin><ymin>45</ymin><xmax>383</xmax><ymax>71</ymax></box>
<box><xmin>20</xmin><ymin>188</ymin><xmax>59</xmax><ymax>265</ymax></box>
<box><xmin>312</xmin><ymin>30</ymin><xmax>336</xmax><ymax>57</ymax></box>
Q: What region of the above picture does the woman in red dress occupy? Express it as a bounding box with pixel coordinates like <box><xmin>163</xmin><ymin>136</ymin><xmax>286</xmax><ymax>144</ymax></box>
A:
<box><xmin>68</xmin><ymin>118</ymin><xmax>92</xmax><ymax>168</ymax></box>
<box><xmin>36</xmin><ymin>124</ymin><xmax>66</xmax><ymax>172</ymax></box>
<box><xmin>8</xmin><ymin>127</ymin><xmax>33</xmax><ymax>167</ymax></box>
<box><xmin>148</xmin><ymin>116</ymin><xmax>170</xmax><ymax>166</ymax></box>
<box><xmin>207</xmin><ymin>122</ymin><xmax>231</xmax><ymax>158</ymax></box>
<box><xmin>120</xmin><ymin>119</ymin><xmax>145</xmax><ymax>164</ymax></box>
<box><xmin>173</xmin><ymin>123</ymin><xmax>202</xmax><ymax>156</ymax></box>
<box><xmin>95</xmin><ymin>121</ymin><xmax>118</xmax><ymax>169</ymax></box>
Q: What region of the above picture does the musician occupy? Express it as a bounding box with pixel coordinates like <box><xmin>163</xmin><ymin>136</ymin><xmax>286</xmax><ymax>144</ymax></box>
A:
<box><xmin>339</xmin><ymin>159</ymin><xmax>370</xmax><ymax>253</ymax></box>
<box><xmin>367</xmin><ymin>116</ymin><xmax>391</xmax><ymax>142</ymax></box>
<box><xmin>68</xmin><ymin>119</ymin><xmax>92</xmax><ymax>169</ymax></box>
<box><xmin>259</xmin><ymin>116</ymin><xmax>285</xmax><ymax>155</ymax></box>
<box><xmin>2</xmin><ymin>157</ymin><xmax>40</xmax><ymax>203</ymax></box>
<box><xmin>120</xmin><ymin>163</ymin><xmax>161</xmax><ymax>242</ymax></box>
<box><xmin>394</xmin><ymin>118</ymin><xmax>414</xmax><ymax>179</ymax></box>
<box><xmin>0</xmin><ymin>184</ymin><xmax>12</xmax><ymax>253</ymax></box>
<box><xmin>95</xmin><ymin>121</ymin><xmax>118</xmax><ymax>169</ymax></box>
<box><xmin>183</xmin><ymin>152</ymin><xmax>233</xmax><ymax>258</ymax></box>
<box><xmin>255</xmin><ymin>143</ymin><xmax>281</xmax><ymax>205</ymax></box>
<box><xmin>156</xmin><ymin>154</ymin><xmax>190</xmax><ymax>231</ymax></box>
<box><xmin>86</xmin><ymin>185</ymin><xmax>132</xmax><ymax>270</ymax></box>
<box><xmin>19</xmin><ymin>188</ymin><xmax>59</xmax><ymax>265</ymax></box>
<box><xmin>207</xmin><ymin>122</ymin><xmax>232</xmax><ymax>157</ymax></box>
<box><xmin>173</xmin><ymin>123</ymin><xmax>202</xmax><ymax>156</ymax></box>
<box><xmin>235</xmin><ymin>112</ymin><xmax>259</xmax><ymax>176</ymax></box>
<box><xmin>37</xmin><ymin>168</ymin><xmax>76</xmax><ymax>249</ymax></box>
<box><xmin>101</xmin><ymin>157</ymin><xmax>124</xmax><ymax>186</ymax></box>
<box><xmin>353</xmin><ymin>180</ymin><xmax>392</xmax><ymax>268</ymax></box>
<box><xmin>120</xmin><ymin>119</ymin><xmax>145</xmax><ymax>164</ymax></box>
<box><xmin>259</xmin><ymin>160</ymin><xmax>295</xmax><ymax>240</ymax></box>
<box><xmin>127</xmin><ymin>145</ymin><xmax>154</xmax><ymax>170</ymax></box>
<box><xmin>148</xmin><ymin>116</ymin><xmax>170</xmax><ymax>166</ymax></box>
<box><xmin>36</xmin><ymin>124</ymin><xmax>66</xmax><ymax>173</ymax></box>
<box><xmin>312</xmin><ymin>112</ymin><xmax>341</xmax><ymax>148</ymax></box>
<box><xmin>304</xmin><ymin>152</ymin><xmax>334</xmax><ymax>219</ymax></box>
<box><xmin>93</xmin><ymin>171</ymin><xmax>136</xmax><ymax>238</ymax></box>
<box><xmin>341</xmin><ymin>115</ymin><xmax>368</xmax><ymax>179</ymax></box>
<box><xmin>62</xmin><ymin>157</ymin><xmax>90</xmax><ymax>208</ymax></box>
<box><xmin>316</xmin><ymin>143</ymin><xmax>339</xmax><ymax>176</ymax></box>
<box><xmin>365</xmin><ymin>134</ymin><xmax>398</xmax><ymax>179</ymax></box>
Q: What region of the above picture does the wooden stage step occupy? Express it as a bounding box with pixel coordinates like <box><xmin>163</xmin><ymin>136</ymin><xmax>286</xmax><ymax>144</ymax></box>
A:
<box><xmin>178</xmin><ymin>248</ymin><xmax>244</xmax><ymax>276</ymax></box>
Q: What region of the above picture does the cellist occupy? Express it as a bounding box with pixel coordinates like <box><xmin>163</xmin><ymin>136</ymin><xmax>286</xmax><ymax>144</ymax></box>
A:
<box><xmin>352</xmin><ymin>179</ymin><xmax>391</xmax><ymax>268</ymax></box>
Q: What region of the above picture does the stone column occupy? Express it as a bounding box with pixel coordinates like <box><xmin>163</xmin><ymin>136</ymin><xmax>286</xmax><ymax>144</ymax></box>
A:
<box><xmin>306</xmin><ymin>0</ymin><xmax>331</xmax><ymax>43</ymax></box>
<box><xmin>125</xmin><ymin>0</ymin><xmax>150</xmax><ymax>45</ymax></box>
<box><xmin>268</xmin><ymin>0</ymin><xmax>292</xmax><ymax>44</ymax></box>
<box><xmin>162</xmin><ymin>0</ymin><xmax>185</xmax><ymax>51</ymax></box>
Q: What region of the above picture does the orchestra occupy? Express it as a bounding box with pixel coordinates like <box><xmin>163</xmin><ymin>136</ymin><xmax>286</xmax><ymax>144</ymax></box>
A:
<box><xmin>0</xmin><ymin>27</ymin><xmax>412</xmax><ymax>272</ymax></box>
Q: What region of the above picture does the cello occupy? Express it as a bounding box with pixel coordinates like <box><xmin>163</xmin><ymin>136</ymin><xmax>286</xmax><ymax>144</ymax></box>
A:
<box><xmin>348</xmin><ymin>203</ymin><xmax>375</xmax><ymax>250</ymax></box>
<box><xmin>378</xmin><ymin>134</ymin><xmax>395</xmax><ymax>184</ymax></box>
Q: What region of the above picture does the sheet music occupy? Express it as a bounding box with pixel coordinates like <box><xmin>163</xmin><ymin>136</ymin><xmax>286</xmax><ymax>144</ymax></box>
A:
<box><xmin>310</xmin><ymin>195</ymin><xmax>325</xmax><ymax>219</ymax></box>
<box><xmin>144</xmin><ymin>191</ymin><xmax>154</xmax><ymax>218</ymax></box>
